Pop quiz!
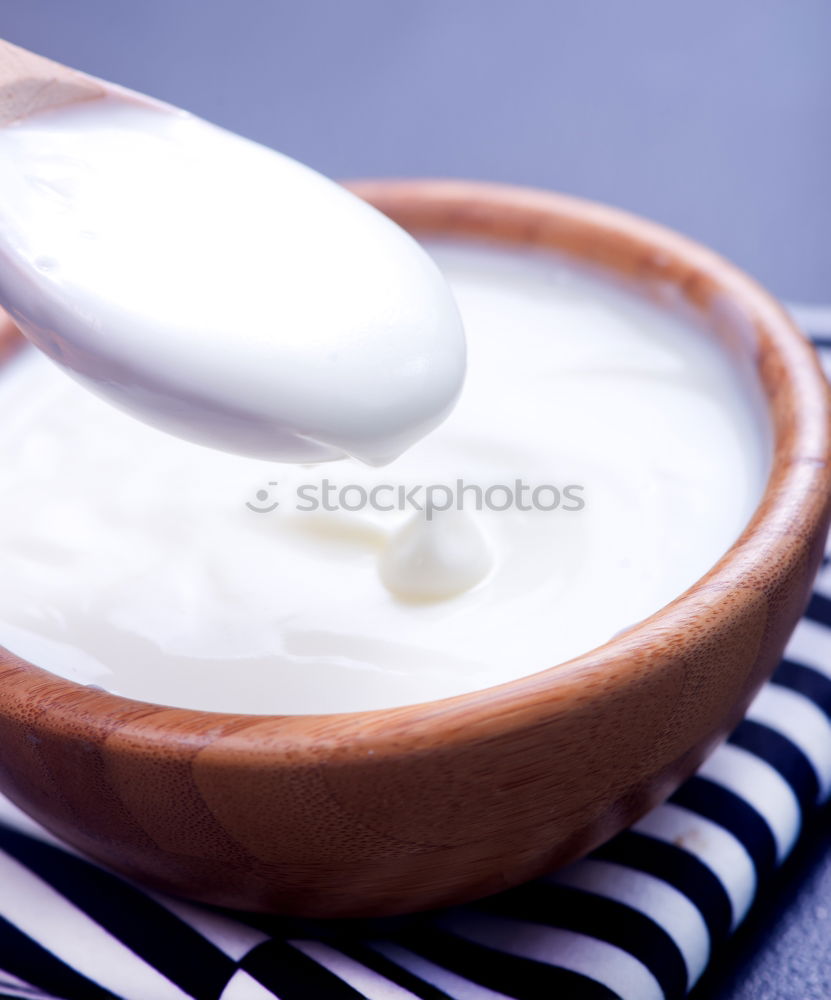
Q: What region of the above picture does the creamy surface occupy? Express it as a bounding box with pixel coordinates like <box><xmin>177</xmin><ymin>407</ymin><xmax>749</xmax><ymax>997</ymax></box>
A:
<box><xmin>0</xmin><ymin>95</ymin><xmax>465</xmax><ymax>464</ymax></box>
<box><xmin>0</xmin><ymin>244</ymin><xmax>769</xmax><ymax>714</ymax></box>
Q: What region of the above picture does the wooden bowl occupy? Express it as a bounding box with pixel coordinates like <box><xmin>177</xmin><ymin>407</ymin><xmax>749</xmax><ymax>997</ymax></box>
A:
<box><xmin>0</xmin><ymin>180</ymin><xmax>829</xmax><ymax>918</ymax></box>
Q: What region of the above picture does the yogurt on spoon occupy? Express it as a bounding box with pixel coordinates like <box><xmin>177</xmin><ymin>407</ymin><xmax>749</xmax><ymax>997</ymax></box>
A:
<box><xmin>0</xmin><ymin>92</ymin><xmax>466</xmax><ymax>464</ymax></box>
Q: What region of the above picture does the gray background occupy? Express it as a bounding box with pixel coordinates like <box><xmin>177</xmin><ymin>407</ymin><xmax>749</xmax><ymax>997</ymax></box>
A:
<box><xmin>4</xmin><ymin>0</ymin><xmax>829</xmax><ymax>302</ymax></box>
<box><xmin>4</xmin><ymin>2</ymin><xmax>831</xmax><ymax>997</ymax></box>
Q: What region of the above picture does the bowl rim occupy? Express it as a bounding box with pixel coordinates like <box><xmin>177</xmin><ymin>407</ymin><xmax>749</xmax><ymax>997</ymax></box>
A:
<box><xmin>1</xmin><ymin>178</ymin><xmax>830</xmax><ymax>760</ymax></box>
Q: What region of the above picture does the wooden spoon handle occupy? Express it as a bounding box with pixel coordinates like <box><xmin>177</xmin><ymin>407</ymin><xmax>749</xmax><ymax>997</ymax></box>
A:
<box><xmin>0</xmin><ymin>38</ymin><xmax>104</xmax><ymax>127</ymax></box>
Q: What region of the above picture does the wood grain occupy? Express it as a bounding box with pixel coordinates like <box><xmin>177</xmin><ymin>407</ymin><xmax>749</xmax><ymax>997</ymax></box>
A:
<box><xmin>0</xmin><ymin>310</ymin><xmax>23</xmax><ymax>364</ymax></box>
<box><xmin>0</xmin><ymin>181</ymin><xmax>828</xmax><ymax>917</ymax></box>
<box><xmin>0</xmin><ymin>38</ymin><xmax>104</xmax><ymax>127</ymax></box>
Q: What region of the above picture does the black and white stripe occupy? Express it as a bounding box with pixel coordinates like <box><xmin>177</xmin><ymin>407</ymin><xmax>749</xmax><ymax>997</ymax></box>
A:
<box><xmin>0</xmin><ymin>318</ymin><xmax>829</xmax><ymax>999</ymax></box>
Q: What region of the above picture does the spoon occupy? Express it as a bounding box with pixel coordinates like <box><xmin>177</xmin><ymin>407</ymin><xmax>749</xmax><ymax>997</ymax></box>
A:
<box><xmin>0</xmin><ymin>39</ymin><xmax>105</xmax><ymax>125</ymax></box>
<box><xmin>0</xmin><ymin>39</ymin><xmax>466</xmax><ymax>465</ymax></box>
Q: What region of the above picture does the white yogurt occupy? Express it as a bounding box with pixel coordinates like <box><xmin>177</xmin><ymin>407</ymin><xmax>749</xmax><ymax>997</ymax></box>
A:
<box><xmin>0</xmin><ymin>244</ymin><xmax>769</xmax><ymax>714</ymax></box>
<box><xmin>0</xmin><ymin>95</ymin><xmax>465</xmax><ymax>464</ymax></box>
<box><xmin>380</xmin><ymin>509</ymin><xmax>494</xmax><ymax>602</ymax></box>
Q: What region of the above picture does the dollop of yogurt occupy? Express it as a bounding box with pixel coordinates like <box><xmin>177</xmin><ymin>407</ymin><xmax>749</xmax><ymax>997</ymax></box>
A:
<box><xmin>0</xmin><ymin>93</ymin><xmax>466</xmax><ymax>464</ymax></box>
<box><xmin>379</xmin><ymin>509</ymin><xmax>493</xmax><ymax>601</ymax></box>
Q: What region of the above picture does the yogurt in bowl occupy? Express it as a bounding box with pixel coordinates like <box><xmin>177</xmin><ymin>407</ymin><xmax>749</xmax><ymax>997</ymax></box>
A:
<box><xmin>0</xmin><ymin>180</ymin><xmax>826</xmax><ymax>918</ymax></box>
<box><xmin>0</xmin><ymin>240</ymin><xmax>768</xmax><ymax>714</ymax></box>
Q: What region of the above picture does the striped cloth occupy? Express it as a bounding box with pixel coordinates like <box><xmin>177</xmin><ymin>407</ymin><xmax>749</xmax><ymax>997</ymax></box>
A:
<box><xmin>0</xmin><ymin>311</ymin><xmax>830</xmax><ymax>1000</ymax></box>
